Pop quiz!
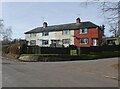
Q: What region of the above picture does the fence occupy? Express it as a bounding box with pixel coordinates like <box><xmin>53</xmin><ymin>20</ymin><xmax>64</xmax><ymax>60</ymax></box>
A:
<box><xmin>20</xmin><ymin>45</ymin><xmax>120</xmax><ymax>55</ymax></box>
<box><xmin>20</xmin><ymin>46</ymin><xmax>77</xmax><ymax>55</ymax></box>
<box><xmin>79</xmin><ymin>45</ymin><xmax>120</xmax><ymax>54</ymax></box>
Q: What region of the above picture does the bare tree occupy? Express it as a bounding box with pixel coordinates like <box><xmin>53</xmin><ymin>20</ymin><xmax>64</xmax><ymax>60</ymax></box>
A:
<box><xmin>81</xmin><ymin>1</ymin><xmax>120</xmax><ymax>37</ymax></box>
<box><xmin>0</xmin><ymin>19</ymin><xmax>4</xmax><ymax>41</ymax></box>
<box><xmin>0</xmin><ymin>19</ymin><xmax>4</xmax><ymax>34</ymax></box>
<box><xmin>118</xmin><ymin>1</ymin><xmax>120</xmax><ymax>36</ymax></box>
<box><xmin>101</xmin><ymin>1</ymin><xmax>120</xmax><ymax>37</ymax></box>
<box><xmin>0</xmin><ymin>19</ymin><xmax>12</xmax><ymax>43</ymax></box>
<box><xmin>2</xmin><ymin>26</ymin><xmax>12</xmax><ymax>41</ymax></box>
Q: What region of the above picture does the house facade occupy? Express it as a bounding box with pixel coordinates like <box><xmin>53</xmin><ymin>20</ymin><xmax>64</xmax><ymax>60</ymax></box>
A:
<box><xmin>25</xmin><ymin>18</ymin><xmax>102</xmax><ymax>47</ymax></box>
<box><xmin>74</xmin><ymin>27</ymin><xmax>102</xmax><ymax>47</ymax></box>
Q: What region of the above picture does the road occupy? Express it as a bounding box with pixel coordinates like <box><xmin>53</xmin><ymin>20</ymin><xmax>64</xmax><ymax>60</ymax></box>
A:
<box><xmin>2</xmin><ymin>57</ymin><xmax>119</xmax><ymax>87</ymax></box>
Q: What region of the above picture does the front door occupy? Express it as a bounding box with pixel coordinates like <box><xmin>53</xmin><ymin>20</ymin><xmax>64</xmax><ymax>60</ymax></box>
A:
<box><xmin>51</xmin><ymin>40</ymin><xmax>56</xmax><ymax>47</ymax></box>
<box><xmin>92</xmin><ymin>39</ymin><xmax>97</xmax><ymax>46</ymax></box>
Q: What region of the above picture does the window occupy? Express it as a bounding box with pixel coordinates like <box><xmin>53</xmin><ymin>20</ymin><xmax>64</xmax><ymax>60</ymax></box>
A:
<box><xmin>30</xmin><ymin>40</ymin><xmax>36</xmax><ymax>45</ymax></box>
<box><xmin>42</xmin><ymin>32</ymin><xmax>49</xmax><ymax>36</ymax></box>
<box><xmin>80</xmin><ymin>38</ymin><xmax>88</xmax><ymax>44</ymax></box>
<box><xmin>30</xmin><ymin>33</ymin><xmax>36</xmax><ymax>37</ymax></box>
<box><xmin>62</xmin><ymin>30</ymin><xmax>70</xmax><ymax>35</ymax></box>
<box><xmin>62</xmin><ymin>39</ymin><xmax>70</xmax><ymax>44</ymax></box>
<box><xmin>79</xmin><ymin>28</ymin><xmax>88</xmax><ymax>34</ymax></box>
<box><xmin>42</xmin><ymin>40</ymin><xmax>49</xmax><ymax>45</ymax></box>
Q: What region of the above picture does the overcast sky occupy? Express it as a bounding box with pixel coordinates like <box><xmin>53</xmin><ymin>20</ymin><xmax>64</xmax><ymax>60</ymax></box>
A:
<box><xmin>2</xmin><ymin>2</ymin><xmax>117</xmax><ymax>39</ymax></box>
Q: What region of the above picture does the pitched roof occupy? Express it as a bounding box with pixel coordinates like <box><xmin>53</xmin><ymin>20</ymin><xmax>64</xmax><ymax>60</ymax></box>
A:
<box><xmin>24</xmin><ymin>21</ymin><xmax>99</xmax><ymax>34</ymax></box>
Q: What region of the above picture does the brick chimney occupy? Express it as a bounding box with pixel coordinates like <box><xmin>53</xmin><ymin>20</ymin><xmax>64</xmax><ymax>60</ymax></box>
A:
<box><xmin>76</xmin><ymin>17</ymin><xmax>81</xmax><ymax>23</ymax></box>
<box><xmin>43</xmin><ymin>22</ymin><xmax>47</xmax><ymax>28</ymax></box>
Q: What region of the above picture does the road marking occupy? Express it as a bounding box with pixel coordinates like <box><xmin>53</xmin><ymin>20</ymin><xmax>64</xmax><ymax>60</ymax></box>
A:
<box><xmin>85</xmin><ymin>71</ymin><xmax>118</xmax><ymax>81</ymax></box>
<box><xmin>104</xmin><ymin>75</ymin><xmax>118</xmax><ymax>80</ymax></box>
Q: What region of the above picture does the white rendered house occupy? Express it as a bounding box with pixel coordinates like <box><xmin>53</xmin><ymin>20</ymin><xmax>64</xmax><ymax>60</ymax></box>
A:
<box><xmin>25</xmin><ymin>18</ymin><xmax>102</xmax><ymax>47</ymax></box>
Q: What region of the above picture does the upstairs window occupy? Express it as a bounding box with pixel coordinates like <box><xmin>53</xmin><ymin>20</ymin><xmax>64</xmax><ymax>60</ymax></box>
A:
<box><xmin>62</xmin><ymin>39</ymin><xmax>70</xmax><ymax>44</ymax></box>
<box><xmin>30</xmin><ymin>33</ymin><xmax>36</xmax><ymax>37</ymax></box>
<box><xmin>80</xmin><ymin>38</ymin><xmax>88</xmax><ymax>44</ymax></box>
<box><xmin>42</xmin><ymin>40</ymin><xmax>49</xmax><ymax>45</ymax></box>
<box><xmin>79</xmin><ymin>28</ymin><xmax>88</xmax><ymax>34</ymax></box>
<box><xmin>42</xmin><ymin>32</ymin><xmax>49</xmax><ymax>36</ymax></box>
<box><xmin>30</xmin><ymin>40</ymin><xmax>36</xmax><ymax>46</ymax></box>
<box><xmin>62</xmin><ymin>30</ymin><xmax>70</xmax><ymax>35</ymax></box>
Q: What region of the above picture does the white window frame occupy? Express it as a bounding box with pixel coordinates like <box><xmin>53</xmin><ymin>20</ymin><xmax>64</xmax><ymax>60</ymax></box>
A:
<box><xmin>30</xmin><ymin>33</ymin><xmax>36</xmax><ymax>37</ymax></box>
<box><xmin>79</xmin><ymin>28</ymin><xmax>88</xmax><ymax>34</ymax></box>
<box><xmin>30</xmin><ymin>40</ymin><xmax>36</xmax><ymax>46</ymax></box>
<box><xmin>80</xmin><ymin>38</ymin><xmax>88</xmax><ymax>44</ymax></box>
<box><xmin>42</xmin><ymin>32</ymin><xmax>49</xmax><ymax>36</ymax></box>
<box><xmin>62</xmin><ymin>30</ymin><xmax>70</xmax><ymax>35</ymax></box>
<box><xmin>42</xmin><ymin>40</ymin><xmax>49</xmax><ymax>45</ymax></box>
<box><xmin>62</xmin><ymin>39</ymin><xmax>70</xmax><ymax>44</ymax></box>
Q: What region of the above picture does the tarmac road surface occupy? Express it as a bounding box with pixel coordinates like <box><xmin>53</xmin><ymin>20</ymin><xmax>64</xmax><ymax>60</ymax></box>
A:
<box><xmin>2</xmin><ymin>57</ymin><xmax>119</xmax><ymax>87</ymax></box>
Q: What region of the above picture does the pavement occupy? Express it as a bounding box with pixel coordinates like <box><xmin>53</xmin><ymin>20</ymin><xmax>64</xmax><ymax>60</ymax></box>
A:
<box><xmin>2</xmin><ymin>57</ymin><xmax>119</xmax><ymax>87</ymax></box>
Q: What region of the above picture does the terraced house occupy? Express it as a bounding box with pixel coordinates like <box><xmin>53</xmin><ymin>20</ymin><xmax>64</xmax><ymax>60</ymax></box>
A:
<box><xmin>25</xmin><ymin>18</ymin><xmax>102</xmax><ymax>47</ymax></box>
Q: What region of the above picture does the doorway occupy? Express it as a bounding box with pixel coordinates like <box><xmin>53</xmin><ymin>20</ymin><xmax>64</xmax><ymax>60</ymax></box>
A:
<box><xmin>92</xmin><ymin>39</ymin><xmax>97</xmax><ymax>46</ymax></box>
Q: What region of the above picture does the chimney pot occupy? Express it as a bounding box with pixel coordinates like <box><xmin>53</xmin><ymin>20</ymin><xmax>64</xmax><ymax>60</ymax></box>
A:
<box><xmin>43</xmin><ymin>22</ymin><xmax>47</xmax><ymax>28</ymax></box>
<box><xmin>76</xmin><ymin>17</ymin><xmax>81</xmax><ymax>23</ymax></box>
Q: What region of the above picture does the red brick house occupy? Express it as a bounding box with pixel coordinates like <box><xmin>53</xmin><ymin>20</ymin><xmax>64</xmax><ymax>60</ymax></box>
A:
<box><xmin>74</xmin><ymin>18</ymin><xmax>102</xmax><ymax>47</ymax></box>
<box><xmin>25</xmin><ymin>18</ymin><xmax>102</xmax><ymax>47</ymax></box>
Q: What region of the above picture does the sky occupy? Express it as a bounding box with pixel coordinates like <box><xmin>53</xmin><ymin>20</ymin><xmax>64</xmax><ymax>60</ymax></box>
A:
<box><xmin>1</xmin><ymin>1</ymin><xmax>117</xmax><ymax>39</ymax></box>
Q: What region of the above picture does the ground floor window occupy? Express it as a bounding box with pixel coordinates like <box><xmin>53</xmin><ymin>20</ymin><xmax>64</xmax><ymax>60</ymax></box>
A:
<box><xmin>80</xmin><ymin>38</ymin><xmax>88</xmax><ymax>44</ymax></box>
<box><xmin>42</xmin><ymin>40</ymin><xmax>49</xmax><ymax>45</ymax></box>
<box><xmin>62</xmin><ymin>39</ymin><xmax>70</xmax><ymax>44</ymax></box>
<box><xmin>30</xmin><ymin>40</ymin><xmax>36</xmax><ymax>46</ymax></box>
